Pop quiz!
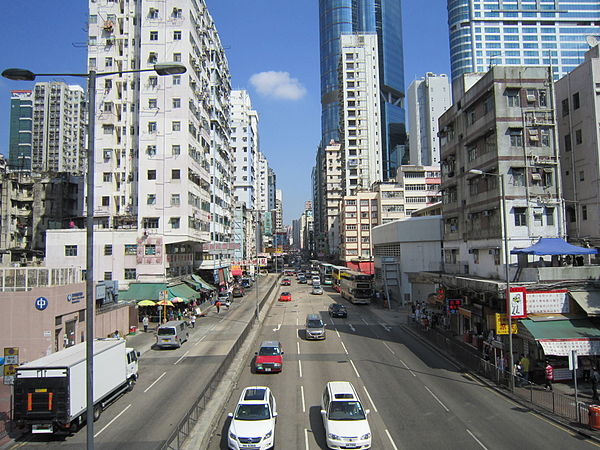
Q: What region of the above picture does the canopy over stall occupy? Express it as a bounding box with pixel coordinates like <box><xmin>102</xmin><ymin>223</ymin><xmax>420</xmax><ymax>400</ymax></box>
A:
<box><xmin>511</xmin><ymin>238</ymin><xmax>598</xmax><ymax>256</ymax></box>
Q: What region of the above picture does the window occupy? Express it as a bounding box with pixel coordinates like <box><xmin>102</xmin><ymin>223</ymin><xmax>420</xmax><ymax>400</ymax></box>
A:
<box><xmin>145</xmin><ymin>244</ymin><xmax>156</xmax><ymax>255</ymax></box>
<box><xmin>511</xmin><ymin>167</ymin><xmax>525</xmax><ymax>186</ymax></box>
<box><xmin>150</xmin><ymin>31</ymin><xmax>158</xmax><ymax>40</ymax></box>
<box><xmin>147</xmin><ymin>145</ymin><xmax>157</xmax><ymax>156</ymax></box>
<box><xmin>65</xmin><ymin>245</ymin><xmax>77</xmax><ymax>256</ymax></box>
<box><xmin>170</xmin><ymin>217</ymin><xmax>181</xmax><ymax>229</ymax></box>
<box><xmin>172</xmin><ymin>98</ymin><xmax>181</xmax><ymax>108</ymax></box>
<box><xmin>573</xmin><ymin>92</ymin><xmax>580</xmax><ymax>110</ymax></box>
<box><xmin>580</xmin><ymin>170</ymin><xmax>585</xmax><ymax>181</ymax></box>
<box><xmin>171</xmin><ymin>169</ymin><xmax>180</xmax><ymax>180</ymax></box>
<box><xmin>124</xmin><ymin>268</ymin><xmax>136</xmax><ymax>280</ymax></box>
<box><xmin>147</xmin><ymin>194</ymin><xmax>156</xmax><ymax>205</ymax></box>
<box><xmin>173</xmin><ymin>52</ymin><xmax>181</xmax><ymax>62</ymax></box>
<box><xmin>124</xmin><ymin>244</ymin><xmax>137</xmax><ymax>255</ymax></box>
<box><xmin>171</xmin><ymin>194</ymin><xmax>180</xmax><ymax>206</ymax></box>
<box><xmin>575</xmin><ymin>129</ymin><xmax>582</xmax><ymax>145</ymax></box>
<box><xmin>564</xmin><ymin>134</ymin><xmax>572</xmax><ymax>152</ymax></box>
<box><xmin>149</xmin><ymin>8</ymin><xmax>158</xmax><ymax>19</ymax></box>
<box><xmin>509</xmin><ymin>129</ymin><xmax>523</xmax><ymax>147</ymax></box>
<box><xmin>173</xmin><ymin>30</ymin><xmax>182</xmax><ymax>40</ymax></box>
<box><xmin>172</xmin><ymin>121</ymin><xmax>181</xmax><ymax>131</ymax></box>
<box><xmin>514</xmin><ymin>207</ymin><xmax>527</xmax><ymax>226</ymax></box>
<box><xmin>147</xmin><ymin>169</ymin><xmax>157</xmax><ymax>180</ymax></box>
<box><xmin>545</xmin><ymin>207</ymin><xmax>554</xmax><ymax>226</ymax></box>
<box><xmin>539</xmin><ymin>90</ymin><xmax>547</xmax><ymax>107</ymax></box>
<box><xmin>149</xmin><ymin>76</ymin><xmax>158</xmax><ymax>87</ymax></box>
<box><xmin>142</xmin><ymin>217</ymin><xmax>159</xmax><ymax>228</ymax></box>
<box><xmin>172</xmin><ymin>145</ymin><xmax>180</xmax><ymax>155</ymax></box>
<box><xmin>562</xmin><ymin>98</ymin><xmax>569</xmax><ymax>117</ymax></box>
<box><xmin>105</xmin><ymin>57</ymin><xmax>113</xmax><ymax>67</ymax></box>
<box><xmin>103</xmin><ymin>172</ymin><xmax>112</xmax><ymax>182</ymax></box>
<box><xmin>149</xmin><ymin>98</ymin><xmax>157</xmax><ymax>109</ymax></box>
<box><xmin>104</xmin><ymin>272</ymin><xmax>113</xmax><ymax>281</ymax></box>
<box><xmin>148</xmin><ymin>122</ymin><xmax>157</xmax><ymax>133</ymax></box>
<box><xmin>582</xmin><ymin>205</ymin><xmax>588</xmax><ymax>221</ymax></box>
<box><xmin>101</xmin><ymin>196</ymin><xmax>110</xmax><ymax>207</ymax></box>
<box><xmin>104</xmin><ymin>244</ymin><xmax>112</xmax><ymax>256</ymax></box>
<box><xmin>104</xmin><ymin>79</ymin><xmax>112</xmax><ymax>89</ymax></box>
<box><xmin>506</xmin><ymin>89</ymin><xmax>520</xmax><ymax>107</ymax></box>
<box><xmin>173</xmin><ymin>75</ymin><xmax>181</xmax><ymax>85</ymax></box>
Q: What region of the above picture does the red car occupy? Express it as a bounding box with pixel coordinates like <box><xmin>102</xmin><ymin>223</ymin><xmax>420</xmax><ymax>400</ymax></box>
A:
<box><xmin>254</xmin><ymin>340</ymin><xmax>283</xmax><ymax>373</ymax></box>
<box><xmin>281</xmin><ymin>278</ymin><xmax>291</xmax><ymax>286</ymax></box>
<box><xmin>279</xmin><ymin>292</ymin><xmax>292</xmax><ymax>302</ymax></box>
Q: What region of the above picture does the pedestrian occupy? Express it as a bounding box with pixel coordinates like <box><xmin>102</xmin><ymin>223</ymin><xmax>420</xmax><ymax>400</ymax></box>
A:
<box><xmin>191</xmin><ymin>314</ymin><xmax>196</xmax><ymax>328</ymax></box>
<box><xmin>544</xmin><ymin>360</ymin><xmax>554</xmax><ymax>391</ymax></box>
<box><xmin>216</xmin><ymin>300</ymin><xmax>221</xmax><ymax>314</ymax></box>
<box><xmin>142</xmin><ymin>315</ymin><xmax>149</xmax><ymax>333</ymax></box>
<box><xmin>113</xmin><ymin>330</ymin><xmax>121</xmax><ymax>339</ymax></box>
<box><xmin>592</xmin><ymin>367</ymin><xmax>600</xmax><ymax>402</ymax></box>
<box><xmin>514</xmin><ymin>362</ymin><xmax>524</xmax><ymax>387</ymax></box>
<box><xmin>519</xmin><ymin>353</ymin><xmax>530</xmax><ymax>382</ymax></box>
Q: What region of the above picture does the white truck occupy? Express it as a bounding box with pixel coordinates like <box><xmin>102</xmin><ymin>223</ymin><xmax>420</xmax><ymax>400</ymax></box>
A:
<box><xmin>13</xmin><ymin>338</ymin><xmax>139</xmax><ymax>434</ymax></box>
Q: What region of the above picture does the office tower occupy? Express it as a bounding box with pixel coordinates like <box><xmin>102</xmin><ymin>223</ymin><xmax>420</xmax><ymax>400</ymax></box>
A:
<box><xmin>319</xmin><ymin>0</ymin><xmax>406</xmax><ymax>180</ymax></box>
<box><xmin>407</xmin><ymin>73</ymin><xmax>451</xmax><ymax>166</ymax></box>
<box><xmin>31</xmin><ymin>82</ymin><xmax>86</xmax><ymax>174</ymax></box>
<box><xmin>230</xmin><ymin>90</ymin><xmax>259</xmax><ymax>209</ymax></box>
<box><xmin>84</xmin><ymin>0</ymin><xmax>232</xmax><ymax>281</ymax></box>
<box><xmin>448</xmin><ymin>0</ymin><xmax>600</xmax><ymax>82</ymax></box>
<box><xmin>274</xmin><ymin>189</ymin><xmax>283</xmax><ymax>231</ymax></box>
<box><xmin>339</xmin><ymin>33</ymin><xmax>383</xmax><ymax>195</ymax></box>
<box><xmin>8</xmin><ymin>90</ymin><xmax>33</xmax><ymax>172</ymax></box>
<box><xmin>556</xmin><ymin>45</ymin><xmax>600</xmax><ymax>249</ymax></box>
<box><xmin>256</xmin><ymin>152</ymin><xmax>270</xmax><ymax>212</ymax></box>
<box><xmin>268</xmin><ymin>168</ymin><xmax>277</xmax><ymax>211</ymax></box>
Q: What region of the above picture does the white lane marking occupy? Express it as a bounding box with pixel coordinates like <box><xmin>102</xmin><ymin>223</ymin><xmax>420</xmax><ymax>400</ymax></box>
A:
<box><xmin>94</xmin><ymin>404</ymin><xmax>131</xmax><ymax>438</ymax></box>
<box><xmin>340</xmin><ymin>341</ymin><xmax>349</xmax><ymax>355</ymax></box>
<box><xmin>385</xmin><ymin>429</ymin><xmax>399</xmax><ymax>450</ymax></box>
<box><xmin>361</xmin><ymin>318</ymin><xmax>369</xmax><ymax>326</ymax></box>
<box><xmin>380</xmin><ymin>322</ymin><xmax>391</xmax><ymax>332</ymax></box>
<box><xmin>362</xmin><ymin>386</ymin><xmax>378</xmax><ymax>413</ymax></box>
<box><xmin>296</xmin><ymin>316</ymin><xmax>299</xmax><ymax>326</ymax></box>
<box><xmin>144</xmin><ymin>372</ymin><xmax>166</xmax><ymax>393</ymax></box>
<box><xmin>466</xmin><ymin>429</ymin><xmax>488</xmax><ymax>450</ymax></box>
<box><xmin>194</xmin><ymin>335</ymin><xmax>206</xmax><ymax>345</ymax></box>
<box><xmin>304</xmin><ymin>428</ymin><xmax>310</xmax><ymax>450</ymax></box>
<box><xmin>300</xmin><ymin>385</ymin><xmax>306</xmax><ymax>413</ymax></box>
<box><xmin>335</xmin><ymin>328</ymin><xmax>340</xmax><ymax>338</ymax></box>
<box><xmin>298</xmin><ymin>360</ymin><xmax>303</xmax><ymax>378</ymax></box>
<box><xmin>425</xmin><ymin>386</ymin><xmax>449</xmax><ymax>412</ymax></box>
<box><xmin>297</xmin><ymin>341</ymin><xmax>300</xmax><ymax>354</ymax></box>
<box><xmin>383</xmin><ymin>342</ymin><xmax>395</xmax><ymax>355</ymax></box>
<box><xmin>399</xmin><ymin>359</ymin><xmax>416</xmax><ymax>377</ymax></box>
<box><xmin>273</xmin><ymin>323</ymin><xmax>281</xmax><ymax>332</ymax></box>
<box><xmin>349</xmin><ymin>323</ymin><xmax>356</xmax><ymax>332</ymax></box>
<box><xmin>173</xmin><ymin>350</ymin><xmax>189</xmax><ymax>365</ymax></box>
<box><xmin>349</xmin><ymin>359</ymin><xmax>361</xmax><ymax>378</ymax></box>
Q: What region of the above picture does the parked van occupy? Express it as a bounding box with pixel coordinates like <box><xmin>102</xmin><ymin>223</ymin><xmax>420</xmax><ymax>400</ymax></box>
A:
<box><xmin>156</xmin><ymin>320</ymin><xmax>189</xmax><ymax>349</ymax></box>
<box><xmin>305</xmin><ymin>314</ymin><xmax>326</xmax><ymax>340</ymax></box>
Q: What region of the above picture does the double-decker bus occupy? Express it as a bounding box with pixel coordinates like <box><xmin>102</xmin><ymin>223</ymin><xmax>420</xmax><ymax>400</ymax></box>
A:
<box><xmin>319</xmin><ymin>262</ymin><xmax>334</xmax><ymax>285</ymax></box>
<box><xmin>339</xmin><ymin>270</ymin><xmax>374</xmax><ymax>304</ymax></box>
<box><xmin>331</xmin><ymin>265</ymin><xmax>350</xmax><ymax>292</ymax></box>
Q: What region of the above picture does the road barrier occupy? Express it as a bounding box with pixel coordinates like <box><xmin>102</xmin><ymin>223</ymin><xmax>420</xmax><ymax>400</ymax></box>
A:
<box><xmin>160</xmin><ymin>274</ymin><xmax>280</xmax><ymax>450</ymax></box>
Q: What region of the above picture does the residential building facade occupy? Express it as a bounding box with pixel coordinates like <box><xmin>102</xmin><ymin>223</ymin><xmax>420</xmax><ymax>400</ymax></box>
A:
<box><xmin>8</xmin><ymin>90</ymin><xmax>33</xmax><ymax>172</ymax></box>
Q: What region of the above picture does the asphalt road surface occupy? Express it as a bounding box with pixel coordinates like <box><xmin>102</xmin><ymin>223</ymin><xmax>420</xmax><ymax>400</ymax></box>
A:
<box><xmin>207</xmin><ymin>280</ymin><xmax>599</xmax><ymax>450</ymax></box>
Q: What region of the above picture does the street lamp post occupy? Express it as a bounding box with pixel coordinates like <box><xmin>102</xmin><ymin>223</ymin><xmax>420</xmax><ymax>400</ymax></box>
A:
<box><xmin>469</xmin><ymin>169</ymin><xmax>514</xmax><ymax>392</ymax></box>
<box><xmin>2</xmin><ymin>63</ymin><xmax>185</xmax><ymax>448</ymax></box>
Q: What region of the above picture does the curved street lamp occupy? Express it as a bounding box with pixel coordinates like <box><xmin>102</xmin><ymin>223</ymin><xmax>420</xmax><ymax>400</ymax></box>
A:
<box><xmin>2</xmin><ymin>62</ymin><xmax>185</xmax><ymax>448</ymax></box>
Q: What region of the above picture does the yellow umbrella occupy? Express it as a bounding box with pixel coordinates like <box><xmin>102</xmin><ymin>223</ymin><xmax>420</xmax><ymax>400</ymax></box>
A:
<box><xmin>157</xmin><ymin>300</ymin><xmax>174</xmax><ymax>307</ymax></box>
<box><xmin>138</xmin><ymin>299</ymin><xmax>156</xmax><ymax>306</ymax></box>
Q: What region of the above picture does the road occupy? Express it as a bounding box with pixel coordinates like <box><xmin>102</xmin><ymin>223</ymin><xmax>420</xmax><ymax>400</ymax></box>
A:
<box><xmin>7</xmin><ymin>276</ymin><xmax>276</xmax><ymax>450</ymax></box>
<box><xmin>207</xmin><ymin>279</ymin><xmax>599</xmax><ymax>450</ymax></box>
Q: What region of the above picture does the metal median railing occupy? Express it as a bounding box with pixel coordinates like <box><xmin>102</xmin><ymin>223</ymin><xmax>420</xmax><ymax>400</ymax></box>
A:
<box><xmin>406</xmin><ymin>319</ymin><xmax>591</xmax><ymax>427</ymax></box>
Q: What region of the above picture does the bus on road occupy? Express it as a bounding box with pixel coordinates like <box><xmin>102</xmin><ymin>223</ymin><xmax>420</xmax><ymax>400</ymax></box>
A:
<box><xmin>331</xmin><ymin>265</ymin><xmax>350</xmax><ymax>292</ymax></box>
<box><xmin>319</xmin><ymin>262</ymin><xmax>334</xmax><ymax>285</ymax></box>
<box><xmin>339</xmin><ymin>270</ymin><xmax>374</xmax><ymax>304</ymax></box>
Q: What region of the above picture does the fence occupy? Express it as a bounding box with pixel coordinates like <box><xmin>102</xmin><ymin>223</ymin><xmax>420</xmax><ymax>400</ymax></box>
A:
<box><xmin>407</xmin><ymin>319</ymin><xmax>591</xmax><ymax>427</ymax></box>
<box><xmin>160</xmin><ymin>274</ymin><xmax>280</xmax><ymax>450</ymax></box>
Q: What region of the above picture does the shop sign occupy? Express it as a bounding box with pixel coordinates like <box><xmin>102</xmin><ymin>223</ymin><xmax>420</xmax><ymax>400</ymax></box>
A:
<box><xmin>495</xmin><ymin>313</ymin><xmax>518</xmax><ymax>335</ymax></box>
<box><xmin>35</xmin><ymin>296</ymin><xmax>48</xmax><ymax>311</ymax></box>
<box><xmin>526</xmin><ymin>289</ymin><xmax>569</xmax><ymax>314</ymax></box>
<box><xmin>508</xmin><ymin>287</ymin><xmax>527</xmax><ymax>318</ymax></box>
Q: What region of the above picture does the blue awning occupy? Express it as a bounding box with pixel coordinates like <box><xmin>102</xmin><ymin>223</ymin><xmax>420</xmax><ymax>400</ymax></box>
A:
<box><xmin>511</xmin><ymin>238</ymin><xmax>597</xmax><ymax>256</ymax></box>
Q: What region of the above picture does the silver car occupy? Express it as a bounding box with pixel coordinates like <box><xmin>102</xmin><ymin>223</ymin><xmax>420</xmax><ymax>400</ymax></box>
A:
<box><xmin>311</xmin><ymin>285</ymin><xmax>323</xmax><ymax>295</ymax></box>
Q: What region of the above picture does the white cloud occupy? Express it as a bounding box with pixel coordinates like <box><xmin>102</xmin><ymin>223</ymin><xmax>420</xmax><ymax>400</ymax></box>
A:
<box><xmin>249</xmin><ymin>71</ymin><xmax>306</xmax><ymax>100</ymax></box>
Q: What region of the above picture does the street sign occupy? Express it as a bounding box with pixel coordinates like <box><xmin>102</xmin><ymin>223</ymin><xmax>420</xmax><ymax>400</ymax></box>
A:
<box><xmin>569</xmin><ymin>349</ymin><xmax>578</xmax><ymax>371</ymax></box>
<box><xmin>508</xmin><ymin>287</ymin><xmax>527</xmax><ymax>318</ymax></box>
<box><xmin>495</xmin><ymin>313</ymin><xmax>518</xmax><ymax>334</ymax></box>
<box><xmin>4</xmin><ymin>347</ymin><xmax>19</xmax><ymax>385</ymax></box>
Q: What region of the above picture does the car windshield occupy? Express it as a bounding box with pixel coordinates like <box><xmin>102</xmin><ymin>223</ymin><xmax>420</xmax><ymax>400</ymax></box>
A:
<box><xmin>157</xmin><ymin>327</ymin><xmax>175</xmax><ymax>336</ymax></box>
<box><xmin>328</xmin><ymin>401</ymin><xmax>366</xmax><ymax>421</ymax></box>
<box><xmin>332</xmin><ymin>305</ymin><xmax>344</xmax><ymax>310</ymax></box>
<box><xmin>307</xmin><ymin>320</ymin><xmax>323</xmax><ymax>328</ymax></box>
<box><xmin>234</xmin><ymin>404</ymin><xmax>270</xmax><ymax>420</ymax></box>
<box><xmin>258</xmin><ymin>346</ymin><xmax>280</xmax><ymax>356</ymax></box>
<box><xmin>281</xmin><ymin>292</ymin><xmax>290</xmax><ymax>296</ymax></box>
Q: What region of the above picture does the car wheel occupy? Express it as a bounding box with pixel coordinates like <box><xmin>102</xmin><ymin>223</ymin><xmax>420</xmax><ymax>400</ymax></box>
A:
<box><xmin>93</xmin><ymin>404</ymin><xmax>102</xmax><ymax>422</ymax></box>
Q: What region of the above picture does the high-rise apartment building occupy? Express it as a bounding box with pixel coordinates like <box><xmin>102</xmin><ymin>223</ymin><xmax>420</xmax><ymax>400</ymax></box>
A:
<box><xmin>8</xmin><ymin>90</ymin><xmax>33</xmax><ymax>172</ymax></box>
<box><xmin>31</xmin><ymin>82</ymin><xmax>87</xmax><ymax>174</ymax></box>
<box><xmin>274</xmin><ymin>189</ymin><xmax>283</xmax><ymax>231</ymax></box>
<box><xmin>448</xmin><ymin>0</ymin><xmax>600</xmax><ymax>82</ymax></box>
<box><xmin>256</xmin><ymin>153</ymin><xmax>269</xmax><ymax>212</ymax></box>
<box><xmin>319</xmin><ymin>0</ymin><xmax>406</xmax><ymax>179</ymax></box>
<box><xmin>267</xmin><ymin>168</ymin><xmax>277</xmax><ymax>212</ymax></box>
<box><xmin>339</xmin><ymin>33</ymin><xmax>383</xmax><ymax>195</ymax></box>
<box><xmin>407</xmin><ymin>73</ymin><xmax>451</xmax><ymax>166</ymax></box>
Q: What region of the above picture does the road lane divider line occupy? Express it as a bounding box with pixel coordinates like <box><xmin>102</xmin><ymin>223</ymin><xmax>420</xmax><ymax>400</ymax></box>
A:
<box><xmin>466</xmin><ymin>429</ymin><xmax>488</xmax><ymax>450</ymax></box>
<box><xmin>349</xmin><ymin>323</ymin><xmax>356</xmax><ymax>332</ymax></box>
<box><xmin>362</xmin><ymin>386</ymin><xmax>378</xmax><ymax>413</ymax></box>
<box><xmin>340</xmin><ymin>341</ymin><xmax>349</xmax><ymax>354</ymax></box>
<box><xmin>94</xmin><ymin>404</ymin><xmax>131</xmax><ymax>438</ymax></box>
<box><xmin>194</xmin><ymin>334</ymin><xmax>206</xmax><ymax>345</ymax></box>
<box><xmin>173</xmin><ymin>350</ymin><xmax>189</xmax><ymax>365</ymax></box>
<box><xmin>304</xmin><ymin>428</ymin><xmax>310</xmax><ymax>450</ymax></box>
<box><xmin>385</xmin><ymin>429</ymin><xmax>399</xmax><ymax>450</ymax></box>
<box><xmin>301</xmin><ymin>385</ymin><xmax>306</xmax><ymax>413</ymax></box>
<box><xmin>349</xmin><ymin>359</ymin><xmax>361</xmax><ymax>378</ymax></box>
<box><xmin>335</xmin><ymin>328</ymin><xmax>340</xmax><ymax>338</ymax></box>
<box><xmin>383</xmin><ymin>342</ymin><xmax>395</xmax><ymax>355</ymax></box>
<box><xmin>425</xmin><ymin>386</ymin><xmax>449</xmax><ymax>412</ymax></box>
<box><xmin>399</xmin><ymin>359</ymin><xmax>416</xmax><ymax>377</ymax></box>
<box><xmin>273</xmin><ymin>323</ymin><xmax>281</xmax><ymax>332</ymax></box>
<box><xmin>361</xmin><ymin>318</ymin><xmax>369</xmax><ymax>326</ymax></box>
<box><xmin>144</xmin><ymin>372</ymin><xmax>166</xmax><ymax>393</ymax></box>
<box><xmin>297</xmin><ymin>341</ymin><xmax>301</xmax><ymax>354</ymax></box>
<box><xmin>299</xmin><ymin>360</ymin><xmax>303</xmax><ymax>378</ymax></box>
<box><xmin>380</xmin><ymin>322</ymin><xmax>391</xmax><ymax>332</ymax></box>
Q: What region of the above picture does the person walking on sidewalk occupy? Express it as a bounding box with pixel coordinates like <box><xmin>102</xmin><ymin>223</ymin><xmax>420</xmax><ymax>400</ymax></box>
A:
<box><xmin>142</xmin><ymin>315</ymin><xmax>149</xmax><ymax>333</ymax></box>
<box><xmin>545</xmin><ymin>361</ymin><xmax>554</xmax><ymax>391</ymax></box>
<box><xmin>191</xmin><ymin>314</ymin><xmax>196</xmax><ymax>328</ymax></box>
<box><xmin>591</xmin><ymin>367</ymin><xmax>600</xmax><ymax>402</ymax></box>
<box><xmin>519</xmin><ymin>354</ymin><xmax>530</xmax><ymax>383</ymax></box>
<box><xmin>215</xmin><ymin>300</ymin><xmax>221</xmax><ymax>314</ymax></box>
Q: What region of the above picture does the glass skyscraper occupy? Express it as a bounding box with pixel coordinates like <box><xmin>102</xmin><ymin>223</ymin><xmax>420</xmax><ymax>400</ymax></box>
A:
<box><xmin>319</xmin><ymin>0</ymin><xmax>406</xmax><ymax>179</ymax></box>
<box><xmin>449</xmin><ymin>0</ymin><xmax>600</xmax><ymax>82</ymax></box>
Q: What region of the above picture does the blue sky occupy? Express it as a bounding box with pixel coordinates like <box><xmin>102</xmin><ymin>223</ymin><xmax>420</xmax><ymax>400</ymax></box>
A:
<box><xmin>0</xmin><ymin>0</ymin><xmax>450</xmax><ymax>224</ymax></box>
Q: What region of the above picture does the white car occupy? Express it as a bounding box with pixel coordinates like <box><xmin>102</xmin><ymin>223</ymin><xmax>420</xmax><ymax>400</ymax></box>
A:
<box><xmin>228</xmin><ymin>386</ymin><xmax>277</xmax><ymax>450</ymax></box>
<box><xmin>321</xmin><ymin>381</ymin><xmax>371</xmax><ymax>449</ymax></box>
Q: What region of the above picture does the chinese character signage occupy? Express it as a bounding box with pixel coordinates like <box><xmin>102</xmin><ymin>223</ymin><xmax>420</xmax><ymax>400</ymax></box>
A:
<box><xmin>447</xmin><ymin>298</ymin><xmax>462</xmax><ymax>313</ymax></box>
<box><xmin>508</xmin><ymin>287</ymin><xmax>527</xmax><ymax>318</ymax></box>
<box><xmin>495</xmin><ymin>314</ymin><xmax>518</xmax><ymax>335</ymax></box>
